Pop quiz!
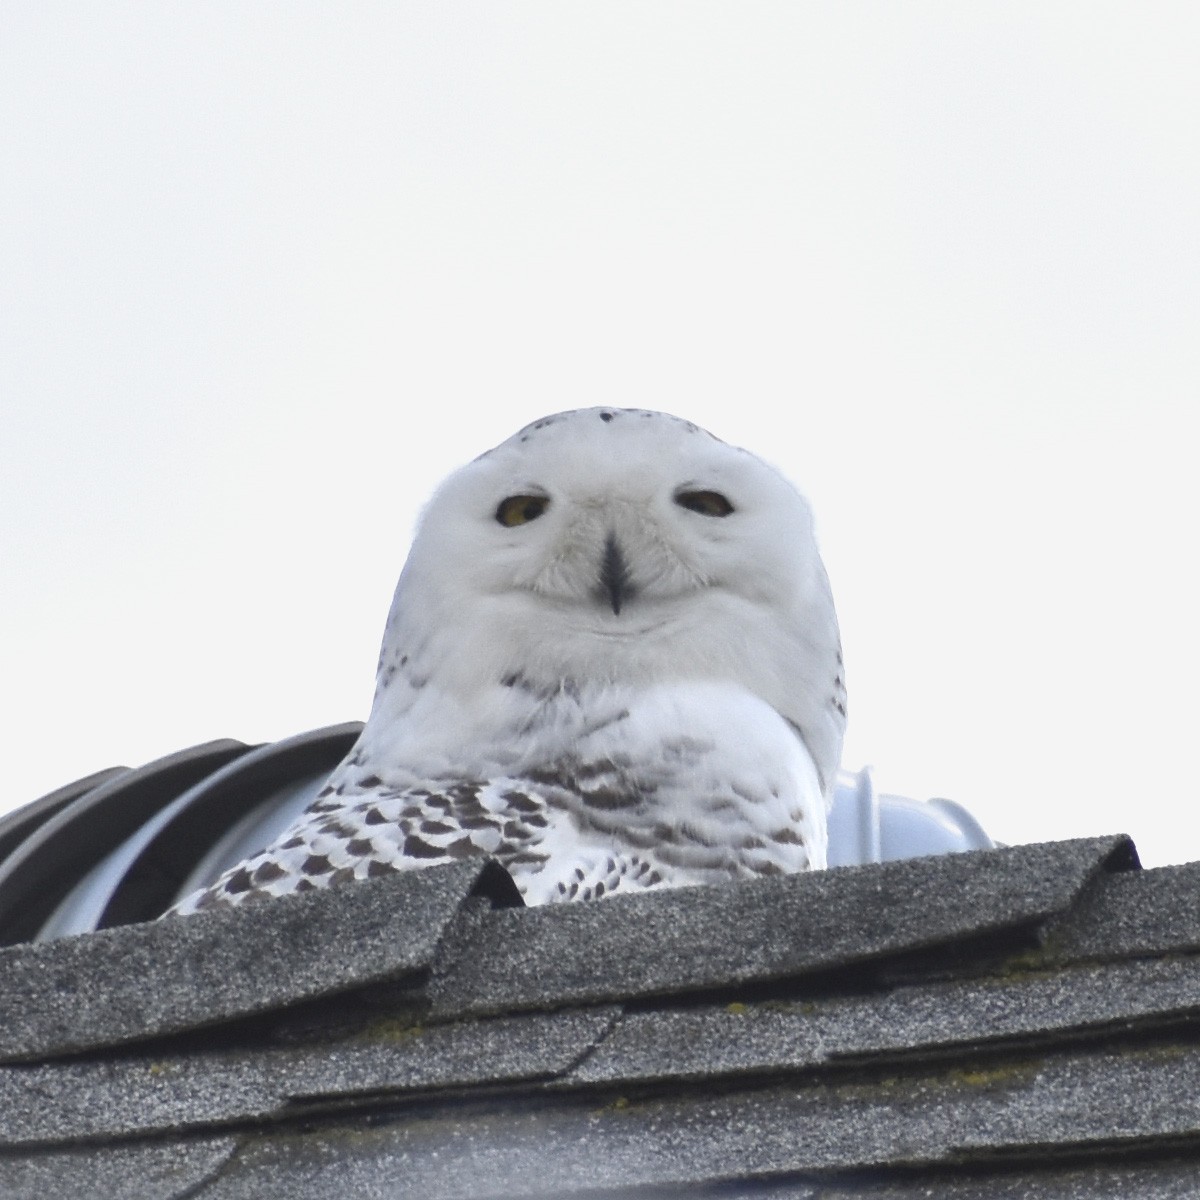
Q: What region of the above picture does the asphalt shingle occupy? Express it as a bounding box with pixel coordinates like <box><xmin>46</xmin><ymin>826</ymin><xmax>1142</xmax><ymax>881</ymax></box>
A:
<box><xmin>175</xmin><ymin>1040</ymin><xmax>1200</xmax><ymax>1198</ymax></box>
<box><xmin>737</xmin><ymin>1160</ymin><xmax>1200</xmax><ymax>1199</ymax></box>
<box><xmin>0</xmin><ymin>1136</ymin><xmax>236</xmax><ymax>1200</ymax></box>
<box><xmin>0</xmin><ymin>1008</ymin><xmax>618</xmax><ymax>1146</ymax></box>
<box><xmin>2</xmin><ymin>829</ymin><xmax>1196</xmax><ymax>1198</ymax></box>
<box><xmin>0</xmin><ymin>858</ymin><xmax>519</xmax><ymax>1062</ymax></box>
<box><xmin>566</xmin><ymin>951</ymin><xmax>1200</xmax><ymax>1085</ymax></box>
<box><xmin>429</xmin><ymin>836</ymin><xmax>1134</xmax><ymax>1017</ymax></box>
<box><xmin>1048</xmin><ymin>859</ymin><xmax>1200</xmax><ymax>964</ymax></box>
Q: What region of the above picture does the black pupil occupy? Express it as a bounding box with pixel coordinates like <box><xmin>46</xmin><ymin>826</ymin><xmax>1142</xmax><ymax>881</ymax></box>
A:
<box><xmin>677</xmin><ymin>490</ymin><xmax>733</xmax><ymax>517</ymax></box>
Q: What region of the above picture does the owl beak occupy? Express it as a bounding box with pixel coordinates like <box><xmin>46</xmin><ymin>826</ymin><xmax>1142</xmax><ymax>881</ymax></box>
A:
<box><xmin>598</xmin><ymin>533</ymin><xmax>633</xmax><ymax>615</ymax></box>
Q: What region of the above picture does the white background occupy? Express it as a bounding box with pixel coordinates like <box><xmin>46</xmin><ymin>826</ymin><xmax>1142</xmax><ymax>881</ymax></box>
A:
<box><xmin>2</xmin><ymin>3</ymin><xmax>1197</xmax><ymax>866</ymax></box>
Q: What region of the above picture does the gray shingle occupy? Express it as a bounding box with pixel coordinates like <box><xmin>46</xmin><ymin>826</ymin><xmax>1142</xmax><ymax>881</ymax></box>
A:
<box><xmin>1048</xmin><ymin>860</ymin><xmax>1200</xmax><ymax>964</ymax></box>
<box><xmin>0</xmin><ymin>1136</ymin><xmax>236</xmax><ymax>1200</ymax></box>
<box><xmin>3</xmin><ymin>831</ymin><xmax>1196</xmax><ymax>1197</ymax></box>
<box><xmin>429</xmin><ymin>836</ymin><xmax>1134</xmax><ymax>1018</ymax></box>
<box><xmin>567</xmin><ymin>953</ymin><xmax>1200</xmax><ymax>1085</ymax></box>
<box><xmin>743</xmin><ymin>1160</ymin><xmax>1200</xmax><ymax>1199</ymax></box>
<box><xmin>16</xmin><ymin>945</ymin><xmax>1200</xmax><ymax>1150</ymax></box>
<box><xmin>186</xmin><ymin>1040</ymin><xmax>1200</xmax><ymax>1198</ymax></box>
<box><xmin>1</xmin><ymin>1008</ymin><xmax>618</xmax><ymax>1146</ymax></box>
<box><xmin>0</xmin><ymin>859</ymin><xmax>519</xmax><ymax>1062</ymax></box>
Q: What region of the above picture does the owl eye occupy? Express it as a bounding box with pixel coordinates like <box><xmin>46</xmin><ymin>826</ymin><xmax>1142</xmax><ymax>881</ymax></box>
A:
<box><xmin>495</xmin><ymin>494</ymin><xmax>550</xmax><ymax>526</ymax></box>
<box><xmin>674</xmin><ymin>489</ymin><xmax>734</xmax><ymax>518</ymax></box>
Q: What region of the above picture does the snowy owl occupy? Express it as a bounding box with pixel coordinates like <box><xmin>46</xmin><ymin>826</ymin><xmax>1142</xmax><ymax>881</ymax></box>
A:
<box><xmin>171</xmin><ymin>408</ymin><xmax>845</xmax><ymax>914</ymax></box>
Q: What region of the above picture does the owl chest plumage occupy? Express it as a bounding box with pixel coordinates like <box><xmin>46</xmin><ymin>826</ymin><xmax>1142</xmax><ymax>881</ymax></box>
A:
<box><xmin>363</xmin><ymin>679</ymin><xmax>825</xmax><ymax>892</ymax></box>
<box><xmin>172</xmin><ymin>679</ymin><xmax>825</xmax><ymax>914</ymax></box>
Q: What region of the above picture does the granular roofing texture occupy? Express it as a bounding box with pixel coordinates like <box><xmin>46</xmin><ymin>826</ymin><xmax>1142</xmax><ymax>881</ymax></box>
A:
<box><xmin>4</xmin><ymin>829</ymin><xmax>1200</xmax><ymax>1196</ymax></box>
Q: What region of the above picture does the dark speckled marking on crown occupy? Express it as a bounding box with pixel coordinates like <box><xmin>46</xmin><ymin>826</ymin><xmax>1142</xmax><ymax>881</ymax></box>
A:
<box><xmin>481</xmin><ymin>406</ymin><xmax>728</xmax><ymax>459</ymax></box>
<box><xmin>515</xmin><ymin>412</ymin><xmax>565</xmax><ymax>444</ymax></box>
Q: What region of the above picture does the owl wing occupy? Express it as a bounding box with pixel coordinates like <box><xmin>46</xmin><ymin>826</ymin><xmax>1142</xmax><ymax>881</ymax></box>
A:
<box><xmin>167</xmin><ymin>781</ymin><xmax>545</xmax><ymax>914</ymax></box>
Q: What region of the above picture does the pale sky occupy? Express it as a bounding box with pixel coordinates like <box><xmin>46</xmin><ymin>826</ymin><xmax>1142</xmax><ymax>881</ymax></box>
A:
<box><xmin>2</xmin><ymin>3</ymin><xmax>1198</xmax><ymax>867</ymax></box>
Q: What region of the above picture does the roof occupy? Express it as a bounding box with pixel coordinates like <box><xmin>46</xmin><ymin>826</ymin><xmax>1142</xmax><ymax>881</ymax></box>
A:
<box><xmin>4</xmin><ymin>822</ymin><xmax>1200</xmax><ymax>1197</ymax></box>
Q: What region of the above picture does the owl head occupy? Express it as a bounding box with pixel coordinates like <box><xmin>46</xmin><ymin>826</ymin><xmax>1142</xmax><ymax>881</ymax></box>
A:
<box><xmin>369</xmin><ymin>408</ymin><xmax>844</xmax><ymax>789</ymax></box>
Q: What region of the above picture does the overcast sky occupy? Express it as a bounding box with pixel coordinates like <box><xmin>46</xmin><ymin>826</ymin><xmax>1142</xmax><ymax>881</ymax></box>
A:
<box><xmin>2</xmin><ymin>3</ymin><xmax>1197</xmax><ymax>867</ymax></box>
